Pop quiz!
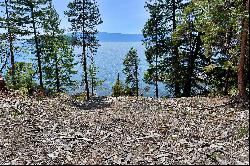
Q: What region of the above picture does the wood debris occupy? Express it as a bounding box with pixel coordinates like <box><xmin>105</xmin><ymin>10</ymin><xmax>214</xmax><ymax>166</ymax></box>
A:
<box><xmin>0</xmin><ymin>93</ymin><xmax>249</xmax><ymax>165</ymax></box>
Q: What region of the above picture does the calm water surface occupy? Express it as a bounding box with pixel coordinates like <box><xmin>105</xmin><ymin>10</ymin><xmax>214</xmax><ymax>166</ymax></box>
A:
<box><xmin>16</xmin><ymin>42</ymin><xmax>167</xmax><ymax>97</ymax></box>
<box><xmin>72</xmin><ymin>42</ymin><xmax>166</xmax><ymax>97</ymax></box>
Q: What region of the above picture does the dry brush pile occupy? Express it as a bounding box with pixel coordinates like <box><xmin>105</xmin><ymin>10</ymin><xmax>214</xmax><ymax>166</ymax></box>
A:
<box><xmin>0</xmin><ymin>91</ymin><xmax>249</xmax><ymax>165</ymax></box>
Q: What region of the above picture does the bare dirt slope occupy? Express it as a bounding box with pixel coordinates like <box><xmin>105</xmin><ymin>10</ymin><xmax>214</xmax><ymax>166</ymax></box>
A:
<box><xmin>0</xmin><ymin>92</ymin><xmax>249</xmax><ymax>165</ymax></box>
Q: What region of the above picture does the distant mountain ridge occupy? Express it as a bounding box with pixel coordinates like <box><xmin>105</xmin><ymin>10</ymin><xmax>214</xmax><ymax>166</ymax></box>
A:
<box><xmin>97</xmin><ymin>32</ymin><xmax>143</xmax><ymax>42</ymax></box>
<box><xmin>67</xmin><ymin>32</ymin><xmax>144</xmax><ymax>42</ymax></box>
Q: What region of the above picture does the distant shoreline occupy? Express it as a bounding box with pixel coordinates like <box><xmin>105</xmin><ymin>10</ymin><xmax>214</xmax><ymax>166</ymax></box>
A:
<box><xmin>67</xmin><ymin>32</ymin><xmax>144</xmax><ymax>42</ymax></box>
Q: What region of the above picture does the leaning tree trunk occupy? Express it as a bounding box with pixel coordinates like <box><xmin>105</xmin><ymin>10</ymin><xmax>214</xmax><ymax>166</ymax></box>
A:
<box><xmin>31</xmin><ymin>6</ymin><xmax>43</xmax><ymax>89</ymax></box>
<box><xmin>183</xmin><ymin>32</ymin><xmax>201</xmax><ymax>97</ymax></box>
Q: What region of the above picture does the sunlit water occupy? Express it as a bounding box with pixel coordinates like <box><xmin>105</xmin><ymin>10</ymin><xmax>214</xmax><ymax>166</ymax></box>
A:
<box><xmin>15</xmin><ymin>42</ymin><xmax>167</xmax><ymax>97</ymax></box>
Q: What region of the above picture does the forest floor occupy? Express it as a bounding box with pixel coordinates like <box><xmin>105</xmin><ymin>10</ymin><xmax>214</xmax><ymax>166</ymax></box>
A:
<box><xmin>0</xmin><ymin>91</ymin><xmax>249</xmax><ymax>165</ymax></box>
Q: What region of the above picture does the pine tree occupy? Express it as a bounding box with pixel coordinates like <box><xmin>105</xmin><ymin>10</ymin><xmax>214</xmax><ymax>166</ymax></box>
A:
<box><xmin>143</xmin><ymin>0</ymin><xmax>186</xmax><ymax>98</ymax></box>
<box><xmin>41</xmin><ymin>35</ymin><xmax>77</xmax><ymax>93</ymax></box>
<box><xmin>41</xmin><ymin>1</ymin><xmax>77</xmax><ymax>93</ymax></box>
<box><xmin>65</xmin><ymin>0</ymin><xmax>102</xmax><ymax>100</ymax></box>
<box><xmin>12</xmin><ymin>0</ymin><xmax>52</xmax><ymax>89</ymax></box>
<box><xmin>142</xmin><ymin>0</ymin><xmax>168</xmax><ymax>98</ymax></box>
<box><xmin>112</xmin><ymin>73</ymin><xmax>124</xmax><ymax>97</ymax></box>
<box><xmin>122</xmin><ymin>47</ymin><xmax>140</xmax><ymax>97</ymax></box>
<box><xmin>88</xmin><ymin>55</ymin><xmax>104</xmax><ymax>96</ymax></box>
<box><xmin>5</xmin><ymin>61</ymin><xmax>36</xmax><ymax>93</ymax></box>
<box><xmin>190</xmin><ymin>0</ymin><xmax>249</xmax><ymax>96</ymax></box>
<box><xmin>0</xmin><ymin>0</ymin><xmax>19</xmax><ymax>85</ymax></box>
<box><xmin>170</xmin><ymin>3</ymin><xmax>210</xmax><ymax>97</ymax></box>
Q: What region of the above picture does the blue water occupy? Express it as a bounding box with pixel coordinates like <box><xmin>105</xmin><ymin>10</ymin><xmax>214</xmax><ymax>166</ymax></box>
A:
<box><xmin>72</xmin><ymin>42</ymin><xmax>167</xmax><ymax>97</ymax></box>
<box><xmin>13</xmin><ymin>42</ymin><xmax>167</xmax><ymax>97</ymax></box>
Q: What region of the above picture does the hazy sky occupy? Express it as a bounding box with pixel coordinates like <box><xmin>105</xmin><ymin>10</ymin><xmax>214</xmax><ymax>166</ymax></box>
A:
<box><xmin>53</xmin><ymin>0</ymin><xmax>149</xmax><ymax>34</ymax></box>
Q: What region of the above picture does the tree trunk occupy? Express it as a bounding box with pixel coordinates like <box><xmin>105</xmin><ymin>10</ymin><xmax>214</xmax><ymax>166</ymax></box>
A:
<box><xmin>91</xmin><ymin>76</ymin><xmax>94</xmax><ymax>96</ymax></box>
<box><xmin>223</xmin><ymin>27</ymin><xmax>233</xmax><ymax>96</ymax></box>
<box><xmin>237</xmin><ymin>0</ymin><xmax>248</xmax><ymax>97</ymax></box>
<box><xmin>155</xmin><ymin>31</ymin><xmax>159</xmax><ymax>98</ymax></box>
<box><xmin>54</xmin><ymin>36</ymin><xmax>60</xmax><ymax>93</ymax></box>
<box><xmin>154</xmin><ymin>9</ymin><xmax>159</xmax><ymax>98</ymax></box>
<box><xmin>224</xmin><ymin>68</ymin><xmax>230</xmax><ymax>96</ymax></box>
<box><xmin>172</xmin><ymin>0</ymin><xmax>180</xmax><ymax>97</ymax></box>
<box><xmin>55</xmin><ymin>53</ymin><xmax>60</xmax><ymax>93</ymax></box>
<box><xmin>135</xmin><ymin>56</ymin><xmax>139</xmax><ymax>97</ymax></box>
<box><xmin>31</xmin><ymin>6</ymin><xmax>43</xmax><ymax>89</ymax></box>
<box><xmin>5</xmin><ymin>0</ymin><xmax>15</xmax><ymax>86</ymax></box>
<box><xmin>155</xmin><ymin>54</ymin><xmax>159</xmax><ymax>98</ymax></box>
<box><xmin>82</xmin><ymin>0</ymin><xmax>90</xmax><ymax>100</ymax></box>
<box><xmin>183</xmin><ymin>32</ymin><xmax>201</xmax><ymax>97</ymax></box>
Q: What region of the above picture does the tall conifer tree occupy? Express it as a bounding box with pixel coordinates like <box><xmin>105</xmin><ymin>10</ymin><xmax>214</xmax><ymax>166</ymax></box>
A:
<box><xmin>0</xmin><ymin>0</ymin><xmax>19</xmax><ymax>85</ymax></box>
<box><xmin>143</xmin><ymin>0</ymin><xmax>167</xmax><ymax>98</ymax></box>
<box><xmin>123</xmin><ymin>47</ymin><xmax>140</xmax><ymax>97</ymax></box>
<box><xmin>13</xmin><ymin>0</ymin><xmax>52</xmax><ymax>89</ymax></box>
<box><xmin>190</xmin><ymin>0</ymin><xmax>249</xmax><ymax>96</ymax></box>
<box><xmin>41</xmin><ymin>1</ymin><xmax>77</xmax><ymax>92</ymax></box>
<box><xmin>65</xmin><ymin>0</ymin><xmax>102</xmax><ymax>100</ymax></box>
<box><xmin>143</xmin><ymin>0</ymin><xmax>185</xmax><ymax>98</ymax></box>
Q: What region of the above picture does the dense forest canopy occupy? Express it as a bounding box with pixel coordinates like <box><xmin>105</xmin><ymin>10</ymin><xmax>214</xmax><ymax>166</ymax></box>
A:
<box><xmin>0</xmin><ymin>0</ymin><xmax>249</xmax><ymax>99</ymax></box>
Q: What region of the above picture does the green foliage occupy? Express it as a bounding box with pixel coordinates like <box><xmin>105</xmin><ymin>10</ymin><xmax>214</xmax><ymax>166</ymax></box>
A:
<box><xmin>143</xmin><ymin>0</ymin><xmax>186</xmax><ymax>97</ymax></box>
<box><xmin>88</xmin><ymin>57</ymin><xmax>105</xmax><ymax>96</ymax></box>
<box><xmin>112</xmin><ymin>73</ymin><xmax>124</xmax><ymax>97</ymax></box>
<box><xmin>12</xmin><ymin>0</ymin><xmax>53</xmax><ymax>88</ymax></box>
<box><xmin>72</xmin><ymin>92</ymin><xmax>88</xmax><ymax>101</ymax></box>
<box><xmin>0</xmin><ymin>0</ymin><xmax>25</xmax><ymax>35</ymax></box>
<box><xmin>142</xmin><ymin>0</ymin><xmax>169</xmax><ymax>97</ymax></box>
<box><xmin>65</xmin><ymin>0</ymin><xmax>103</xmax><ymax>100</ymax></box>
<box><xmin>123</xmin><ymin>47</ymin><xmax>140</xmax><ymax>96</ymax></box>
<box><xmin>5</xmin><ymin>62</ymin><xmax>36</xmax><ymax>92</ymax></box>
<box><xmin>42</xmin><ymin>35</ymin><xmax>78</xmax><ymax>93</ymax></box>
<box><xmin>40</xmin><ymin>2</ymin><xmax>77</xmax><ymax>93</ymax></box>
<box><xmin>187</xmin><ymin>0</ymin><xmax>248</xmax><ymax>96</ymax></box>
<box><xmin>168</xmin><ymin>3</ymin><xmax>210</xmax><ymax>97</ymax></box>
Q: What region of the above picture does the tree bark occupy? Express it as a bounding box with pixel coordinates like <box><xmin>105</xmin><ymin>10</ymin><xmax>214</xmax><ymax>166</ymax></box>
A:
<box><xmin>31</xmin><ymin>5</ymin><xmax>43</xmax><ymax>89</ymax></box>
<box><xmin>183</xmin><ymin>32</ymin><xmax>201</xmax><ymax>97</ymax></box>
<box><xmin>5</xmin><ymin>0</ymin><xmax>15</xmax><ymax>86</ymax></box>
<box><xmin>135</xmin><ymin>55</ymin><xmax>139</xmax><ymax>97</ymax></box>
<box><xmin>224</xmin><ymin>68</ymin><xmax>230</xmax><ymax>96</ymax></box>
<box><xmin>153</xmin><ymin>8</ymin><xmax>159</xmax><ymax>98</ymax></box>
<box><xmin>155</xmin><ymin>25</ymin><xmax>159</xmax><ymax>98</ymax></box>
<box><xmin>237</xmin><ymin>0</ymin><xmax>248</xmax><ymax>97</ymax></box>
<box><xmin>223</xmin><ymin>27</ymin><xmax>233</xmax><ymax>96</ymax></box>
<box><xmin>155</xmin><ymin>51</ymin><xmax>159</xmax><ymax>98</ymax></box>
<box><xmin>91</xmin><ymin>75</ymin><xmax>94</xmax><ymax>96</ymax></box>
<box><xmin>55</xmin><ymin>48</ymin><xmax>60</xmax><ymax>93</ymax></box>
<box><xmin>172</xmin><ymin>0</ymin><xmax>180</xmax><ymax>97</ymax></box>
<box><xmin>82</xmin><ymin>0</ymin><xmax>90</xmax><ymax>100</ymax></box>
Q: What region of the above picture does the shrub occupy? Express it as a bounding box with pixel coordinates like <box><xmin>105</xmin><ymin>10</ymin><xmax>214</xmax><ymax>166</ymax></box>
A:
<box><xmin>5</xmin><ymin>62</ymin><xmax>36</xmax><ymax>93</ymax></box>
<box><xmin>112</xmin><ymin>73</ymin><xmax>124</xmax><ymax>97</ymax></box>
